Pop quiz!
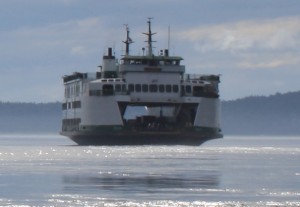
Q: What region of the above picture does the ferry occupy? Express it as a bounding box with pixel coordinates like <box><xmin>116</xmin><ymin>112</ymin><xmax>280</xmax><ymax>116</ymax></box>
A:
<box><xmin>60</xmin><ymin>19</ymin><xmax>222</xmax><ymax>145</ymax></box>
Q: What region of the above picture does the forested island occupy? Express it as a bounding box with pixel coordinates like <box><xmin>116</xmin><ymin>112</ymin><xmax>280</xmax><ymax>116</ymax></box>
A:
<box><xmin>0</xmin><ymin>102</ymin><xmax>61</xmax><ymax>133</ymax></box>
<box><xmin>0</xmin><ymin>91</ymin><xmax>299</xmax><ymax>135</ymax></box>
<box><xmin>222</xmin><ymin>91</ymin><xmax>300</xmax><ymax>135</ymax></box>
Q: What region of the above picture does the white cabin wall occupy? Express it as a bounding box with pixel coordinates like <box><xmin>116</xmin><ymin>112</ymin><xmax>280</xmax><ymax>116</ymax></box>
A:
<box><xmin>194</xmin><ymin>98</ymin><xmax>221</xmax><ymax>129</ymax></box>
<box><xmin>80</xmin><ymin>96</ymin><xmax>123</xmax><ymax>126</ymax></box>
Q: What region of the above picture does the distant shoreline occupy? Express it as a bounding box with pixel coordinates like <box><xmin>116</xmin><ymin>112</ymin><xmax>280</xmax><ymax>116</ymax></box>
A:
<box><xmin>0</xmin><ymin>91</ymin><xmax>299</xmax><ymax>135</ymax></box>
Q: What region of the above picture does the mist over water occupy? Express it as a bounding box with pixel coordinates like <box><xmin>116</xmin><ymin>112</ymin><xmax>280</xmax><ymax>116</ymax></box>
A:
<box><xmin>0</xmin><ymin>135</ymin><xmax>299</xmax><ymax>206</ymax></box>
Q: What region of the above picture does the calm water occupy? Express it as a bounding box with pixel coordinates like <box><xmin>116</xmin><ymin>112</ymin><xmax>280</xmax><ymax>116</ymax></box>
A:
<box><xmin>0</xmin><ymin>135</ymin><xmax>299</xmax><ymax>206</ymax></box>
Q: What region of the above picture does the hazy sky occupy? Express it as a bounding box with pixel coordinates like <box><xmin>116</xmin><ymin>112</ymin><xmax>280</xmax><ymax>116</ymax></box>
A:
<box><xmin>0</xmin><ymin>0</ymin><xmax>299</xmax><ymax>102</ymax></box>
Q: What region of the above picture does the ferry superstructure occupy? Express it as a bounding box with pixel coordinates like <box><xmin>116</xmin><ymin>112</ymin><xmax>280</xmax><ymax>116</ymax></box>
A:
<box><xmin>60</xmin><ymin>19</ymin><xmax>222</xmax><ymax>145</ymax></box>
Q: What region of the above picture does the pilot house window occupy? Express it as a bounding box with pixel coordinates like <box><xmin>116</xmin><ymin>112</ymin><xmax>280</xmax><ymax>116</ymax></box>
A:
<box><xmin>115</xmin><ymin>84</ymin><xmax>121</xmax><ymax>92</ymax></box>
<box><xmin>135</xmin><ymin>84</ymin><xmax>141</xmax><ymax>92</ymax></box>
<box><xmin>172</xmin><ymin>85</ymin><xmax>179</xmax><ymax>93</ymax></box>
<box><xmin>159</xmin><ymin>84</ymin><xmax>165</xmax><ymax>92</ymax></box>
<box><xmin>186</xmin><ymin>85</ymin><xmax>192</xmax><ymax>93</ymax></box>
<box><xmin>128</xmin><ymin>84</ymin><xmax>134</xmax><ymax>92</ymax></box>
<box><xmin>142</xmin><ymin>84</ymin><xmax>148</xmax><ymax>92</ymax></box>
<box><xmin>166</xmin><ymin>84</ymin><xmax>171</xmax><ymax>92</ymax></box>
<box><xmin>149</xmin><ymin>84</ymin><xmax>158</xmax><ymax>92</ymax></box>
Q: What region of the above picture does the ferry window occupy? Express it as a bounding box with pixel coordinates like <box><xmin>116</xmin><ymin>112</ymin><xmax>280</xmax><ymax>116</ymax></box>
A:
<box><xmin>62</xmin><ymin>103</ymin><xmax>67</xmax><ymax>110</ymax></box>
<box><xmin>128</xmin><ymin>84</ymin><xmax>134</xmax><ymax>92</ymax></box>
<box><xmin>135</xmin><ymin>84</ymin><xmax>141</xmax><ymax>92</ymax></box>
<box><xmin>62</xmin><ymin>118</ymin><xmax>81</xmax><ymax>130</ymax></box>
<box><xmin>89</xmin><ymin>90</ymin><xmax>94</xmax><ymax>96</ymax></box>
<box><xmin>72</xmin><ymin>101</ymin><xmax>81</xmax><ymax>108</ymax></box>
<box><xmin>181</xmin><ymin>85</ymin><xmax>185</xmax><ymax>95</ymax></box>
<box><xmin>77</xmin><ymin>101</ymin><xmax>81</xmax><ymax>108</ymax></box>
<box><xmin>149</xmin><ymin>60</ymin><xmax>158</xmax><ymax>66</ymax></box>
<box><xmin>166</xmin><ymin>84</ymin><xmax>171</xmax><ymax>92</ymax></box>
<box><xmin>149</xmin><ymin>84</ymin><xmax>158</xmax><ymax>92</ymax></box>
<box><xmin>89</xmin><ymin>90</ymin><xmax>101</xmax><ymax>96</ymax></box>
<box><xmin>159</xmin><ymin>84</ymin><xmax>165</xmax><ymax>92</ymax></box>
<box><xmin>75</xmin><ymin>83</ymin><xmax>80</xmax><ymax>96</ymax></box>
<box><xmin>193</xmin><ymin>86</ymin><xmax>204</xmax><ymax>97</ymax></box>
<box><xmin>71</xmin><ymin>85</ymin><xmax>74</xmax><ymax>96</ymax></box>
<box><xmin>69</xmin><ymin>85</ymin><xmax>72</xmax><ymax>97</ymax></box>
<box><xmin>103</xmin><ymin>84</ymin><xmax>114</xmax><ymax>96</ymax></box>
<box><xmin>142</xmin><ymin>84</ymin><xmax>148</xmax><ymax>92</ymax></box>
<box><xmin>186</xmin><ymin>85</ymin><xmax>192</xmax><ymax>93</ymax></box>
<box><xmin>172</xmin><ymin>85</ymin><xmax>179</xmax><ymax>93</ymax></box>
<box><xmin>115</xmin><ymin>84</ymin><xmax>121</xmax><ymax>92</ymax></box>
<box><xmin>68</xmin><ymin>85</ymin><xmax>71</xmax><ymax>98</ymax></box>
<box><xmin>122</xmin><ymin>84</ymin><xmax>126</xmax><ymax>92</ymax></box>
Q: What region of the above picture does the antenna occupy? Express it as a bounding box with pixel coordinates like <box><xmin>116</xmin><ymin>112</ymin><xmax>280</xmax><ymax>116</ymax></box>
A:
<box><xmin>168</xmin><ymin>25</ymin><xmax>170</xmax><ymax>52</ymax></box>
<box><xmin>143</xmin><ymin>17</ymin><xmax>156</xmax><ymax>56</ymax></box>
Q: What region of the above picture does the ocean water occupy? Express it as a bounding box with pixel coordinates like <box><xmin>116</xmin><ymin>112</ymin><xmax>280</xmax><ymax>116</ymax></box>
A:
<box><xmin>0</xmin><ymin>135</ymin><xmax>299</xmax><ymax>207</ymax></box>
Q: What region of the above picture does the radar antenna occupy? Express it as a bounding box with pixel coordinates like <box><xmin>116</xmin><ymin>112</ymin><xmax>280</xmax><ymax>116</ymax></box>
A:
<box><xmin>143</xmin><ymin>17</ymin><xmax>156</xmax><ymax>56</ymax></box>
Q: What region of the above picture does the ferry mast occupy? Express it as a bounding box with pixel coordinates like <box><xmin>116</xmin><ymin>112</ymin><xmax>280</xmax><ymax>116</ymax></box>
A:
<box><xmin>122</xmin><ymin>24</ymin><xmax>133</xmax><ymax>56</ymax></box>
<box><xmin>143</xmin><ymin>18</ymin><xmax>156</xmax><ymax>56</ymax></box>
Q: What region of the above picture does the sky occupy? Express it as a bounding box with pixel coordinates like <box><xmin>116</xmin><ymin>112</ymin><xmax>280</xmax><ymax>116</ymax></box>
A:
<box><xmin>0</xmin><ymin>0</ymin><xmax>299</xmax><ymax>102</ymax></box>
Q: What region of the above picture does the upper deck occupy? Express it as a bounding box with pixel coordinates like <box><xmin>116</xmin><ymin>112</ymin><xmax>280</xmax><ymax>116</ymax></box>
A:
<box><xmin>119</xmin><ymin>53</ymin><xmax>185</xmax><ymax>74</ymax></box>
<box><xmin>62</xmin><ymin>19</ymin><xmax>221</xmax><ymax>101</ymax></box>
